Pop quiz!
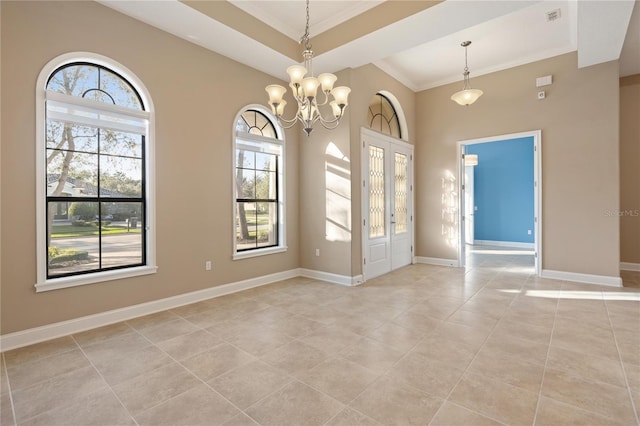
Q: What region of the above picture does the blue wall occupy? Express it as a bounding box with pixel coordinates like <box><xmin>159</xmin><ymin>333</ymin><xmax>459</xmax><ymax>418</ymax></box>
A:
<box><xmin>467</xmin><ymin>137</ymin><xmax>534</xmax><ymax>244</ymax></box>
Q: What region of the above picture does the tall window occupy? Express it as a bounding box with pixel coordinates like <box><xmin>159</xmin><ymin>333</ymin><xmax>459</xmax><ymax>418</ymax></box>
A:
<box><xmin>233</xmin><ymin>108</ymin><xmax>285</xmax><ymax>257</ymax></box>
<box><xmin>36</xmin><ymin>54</ymin><xmax>156</xmax><ymax>291</ymax></box>
<box><xmin>368</xmin><ymin>93</ymin><xmax>401</xmax><ymax>139</ymax></box>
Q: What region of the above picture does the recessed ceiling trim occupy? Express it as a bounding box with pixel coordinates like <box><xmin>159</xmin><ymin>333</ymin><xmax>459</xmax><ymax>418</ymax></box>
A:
<box><xmin>97</xmin><ymin>0</ymin><xmax>295</xmax><ymax>80</ymax></box>
<box><xmin>229</xmin><ymin>0</ymin><xmax>385</xmax><ymax>41</ymax></box>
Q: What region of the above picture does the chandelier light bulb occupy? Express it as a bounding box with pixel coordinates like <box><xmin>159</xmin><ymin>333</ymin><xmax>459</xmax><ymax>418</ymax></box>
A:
<box><xmin>266</xmin><ymin>85</ymin><xmax>286</xmax><ymax>106</ymax></box>
<box><xmin>331</xmin><ymin>86</ymin><xmax>351</xmax><ymax>107</ymax></box>
<box><xmin>318</xmin><ymin>73</ymin><xmax>337</xmax><ymax>93</ymax></box>
<box><xmin>286</xmin><ymin>65</ymin><xmax>306</xmax><ymax>86</ymax></box>
<box><xmin>302</xmin><ymin>77</ymin><xmax>320</xmax><ymax>99</ymax></box>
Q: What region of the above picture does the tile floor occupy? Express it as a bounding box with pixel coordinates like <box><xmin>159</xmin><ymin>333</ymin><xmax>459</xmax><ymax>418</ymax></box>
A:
<box><xmin>1</xmin><ymin>247</ymin><xmax>639</xmax><ymax>425</ymax></box>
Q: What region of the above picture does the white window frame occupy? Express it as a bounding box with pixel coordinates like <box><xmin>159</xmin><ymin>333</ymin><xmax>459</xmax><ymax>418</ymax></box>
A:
<box><xmin>35</xmin><ymin>52</ymin><xmax>157</xmax><ymax>292</ymax></box>
<box><xmin>232</xmin><ymin>105</ymin><xmax>286</xmax><ymax>260</ymax></box>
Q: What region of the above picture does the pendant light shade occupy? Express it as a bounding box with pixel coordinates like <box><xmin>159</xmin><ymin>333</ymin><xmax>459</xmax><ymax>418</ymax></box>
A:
<box><xmin>451</xmin><ymin>88</ymin><xmax>484</xmax><ymax>106</ymax></box>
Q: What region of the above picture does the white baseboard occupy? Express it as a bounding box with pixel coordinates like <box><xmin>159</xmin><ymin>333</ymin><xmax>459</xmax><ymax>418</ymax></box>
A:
<box><xmin>620</xmin><ymin>262</ymin><xmax>640</xmax><ymax>272</ymax></box>
<box><xmin>298</xmin><ymin>268</ymin><xmax>363</xmax><ymax>286</ymax></box>
<box><xmin>474</xmin><ymin>240</ymin><xmax>535</xmax><ymax>249</ymax></box>
<box><xmin>414</xmin><ymin>257</ymin><xmax>459</xmax><ymax>267</ymax></box>
<box><xmin>0</xmin><ymin>269</ymin><xmax>300</xmax><ymax>352</ymax></box>
<box><xmin>541</xmin><ymin>269</ymin><xmax>623</xmax><ymax>288</ymax></box>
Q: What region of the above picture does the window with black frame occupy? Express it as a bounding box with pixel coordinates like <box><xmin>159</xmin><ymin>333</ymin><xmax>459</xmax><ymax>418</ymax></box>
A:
<box><xmin>234</xmin><ymin>109</ymin><xmax>284</xmax><ymax>254</ymax></box>
<box><xmin>45</xmin><ymin>63</ymin><xmax>148</xmax><ymax>278</ymax></box>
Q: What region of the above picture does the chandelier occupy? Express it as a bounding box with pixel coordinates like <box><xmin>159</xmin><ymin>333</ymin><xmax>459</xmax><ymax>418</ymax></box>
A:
<box><xmin>265</xmin><ymin>0</ymin><xmax>351</xmax><ymax>136</ymax></box>
<box><xmin>451</xmin><ymin>41</ymin><xmax>483</xmax><ymax>106</ymax></box>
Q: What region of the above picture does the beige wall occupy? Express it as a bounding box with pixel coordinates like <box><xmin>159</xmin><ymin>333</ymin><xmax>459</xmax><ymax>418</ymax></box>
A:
<box><xmin>298</xmin><ymin>64</ymin><xmax>416</xmax><ymax>278</ymax></box>
<box><xmin>620</xmin><ymin>75</ymin><xmax>640</xmax><ymax>264</ymax></box>
<box><xmin>0</xmin><ymin>1</ymin><xmax>301</xmax><ymax>334</ymax></box>
<box><xmin>416</xmin><ymin>52</ymin><xmax>621</xmax><ymax>277</ymax></box>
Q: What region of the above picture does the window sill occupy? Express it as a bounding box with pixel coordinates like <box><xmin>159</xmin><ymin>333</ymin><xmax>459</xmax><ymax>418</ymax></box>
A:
<box><xmin>233</xmin><ymin>246</ymin><xmax>288</xmax><ymax>260</ymax></box>
<box><xmin>35</xmin><ymin>265</ymin><xmax>158</xmax><ymax>293</ymax></box>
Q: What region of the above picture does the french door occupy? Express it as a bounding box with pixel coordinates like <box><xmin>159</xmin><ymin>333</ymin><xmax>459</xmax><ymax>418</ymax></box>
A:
<box><xmin>362</xmin><ymin>128</ymin><xmax>414</xmax><ymax>280</ymax></box>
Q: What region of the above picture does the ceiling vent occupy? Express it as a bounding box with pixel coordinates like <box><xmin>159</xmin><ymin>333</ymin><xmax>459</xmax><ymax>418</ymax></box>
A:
<box><xmin>546</xmin><ymin>9</ymin><xmax>562</xmax><ymax>22</ymax></box>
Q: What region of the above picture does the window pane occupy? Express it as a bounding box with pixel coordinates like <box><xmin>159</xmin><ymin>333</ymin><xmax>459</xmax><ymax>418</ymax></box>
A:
<box><xmin>394</xmin><ymin>153</ymin><xmax>408</xmax><ymax>234</ymax></box>
<box><xmin>236</xmin><ymin>201</ymin><xmax>257</xmax><ymax>250</ymax></box>
<box><xmin>368</xmin><ymin>94</ymin><xmax>401</xmax><ymax>138</ymax></box>
<box><xmin>238</xmin><ymin>169</ymin><xmax>256</xmax><ymax>199</ymax></box>
<box><xmin>47</xmin><ymin>64</ymin><xmax>143</xmax><ymax>111</ymax></box>
<box><xmin>369</xmin><ymin>146</ymin><xmax>385</xmax><ymax>238</ymax></box>
<box><xmin>236</xmin><ymin>149</ymin><xmax>255</xmax><ymax>169</ymax></box>
<box><xmin>47</xmin><ymin>151</ymin><xmax>98</xmax><ymax>197</ymax></box>
<box><xmin>101</xmin><ymin>202</ymin><xmax>143</xmax><ymax>268</ymax></box>
<box><xmin>47</xmin><ymin>65</ymin><xmax>98</xmax><ymax>98</ymax></box>
<box><xmin>256</xmin><ymin>202</ymin><xmax>277</xmax><ymax>248</ymax></box>
<box><xmin>100</xmin><ymin>69</ymin><xmax>143</xmax><ymax>110</ymax></box>
<box><xmin>255</xmin><ymin>152</ymin><xmax>276</xmax><ymax>172</ymax></box>
<box><xmin>100</xmin><ymin>129</ymin><xmax>142</xmax><ymax>158</ymax></box>
<box><xmin>100</xmin><ymin>156</ymin><xmax>143</xmax><ymax>197</ymax></box>
<box><xmin>50</xmin><ymin>201</ymin><xmax>71</xmax><ymax>220</ymax></box>
<box><xmin>48</xmin><ymin>201</ymin><xmax>100</xmax><ymax>277</ymax></box>
<box><xmin>46</xmin><ymin>120</ymin><xmax>98</xmax><ymax>153</ymax></box>
<box><xmin>240</xmin><ymin>110</ymin><xmax>276</xmax><ymax>138</ymax></box>
<box><xmin>256</xmin><ymin>170</ymin><xmax>276</xmax><ymax>200</ymax></box>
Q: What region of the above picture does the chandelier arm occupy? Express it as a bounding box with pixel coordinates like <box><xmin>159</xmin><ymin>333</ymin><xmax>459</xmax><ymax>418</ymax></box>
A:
<box><xmin>317</xmin><ymin>111</ymin><xmax>343</xmax><ymax>127</ymax></box>
<box><xmin>274</xmin><ymin>114</ymin><xmax>299</xmax><ymax>128</ymax></box>
<box><xmin>318</xmin><ymin>117</ymin><xmax>342</xmax><ymax>130</ymax></box>
<box><xmin>314</xmin><ymin>91</ymin><xmax>330</xmax><ymax>107</ymax></box>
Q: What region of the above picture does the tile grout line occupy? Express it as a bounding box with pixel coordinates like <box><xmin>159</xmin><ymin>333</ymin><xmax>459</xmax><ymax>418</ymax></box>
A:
<box><xmin>130</xmin><ymin>313</ymin><xmax>315</xmax><ymax>425</ymax></box>
<box><xmin>603</xmin><ymin>296</ymin><xmax>640</xmax><ymax>426</ymax></box>
<box><xmin>70</xmin><ymin>334</ymin><xmax>141</xmax><ymax>426</ymax></box>
<box><xmin>2</xmin><ymin>352</ymin><xmax>18</xmax><ymax>426</ymax></box>
<box><xmin>530</xmin><ymin>284</ymin><xmax>561</xmax><ymax>426</ymax></box>
<box><xmin>426</xmin><ymin>278</ymin><xmax>522</xmax><ymax>426</ymax></box>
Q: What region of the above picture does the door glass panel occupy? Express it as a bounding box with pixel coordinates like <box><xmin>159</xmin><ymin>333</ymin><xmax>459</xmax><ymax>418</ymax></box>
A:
<box><xmin>369</xmin><ymin>145</ymin><xmax>385</xmax><ymax>238</ymax></box>
<box><xmin>394</xmin><ymin>152</ymin><xmax>408</xmax><ymax>234</ymax></box>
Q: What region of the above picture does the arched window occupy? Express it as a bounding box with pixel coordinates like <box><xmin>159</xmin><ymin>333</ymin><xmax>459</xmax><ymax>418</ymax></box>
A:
<box><xmin>233</xmin><ymin>107</ymin><xmax>286</xmax><ymax>258</ymax></box>
<box><xmin>36</xmin><ymin>54</ymin><xmax>156</xmax><ymax>291</ymax></box>
<box><xmin>368</xmin><ymin>93</ymin><xmax>401</xmax><ymax>139</ymax></box>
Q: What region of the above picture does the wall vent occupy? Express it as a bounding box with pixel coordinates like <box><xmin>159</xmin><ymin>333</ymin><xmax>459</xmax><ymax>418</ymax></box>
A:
<box><xmin>546</xmin><ymin>9</ymin><xmax>561</xmax><ymax>22</ymax></box>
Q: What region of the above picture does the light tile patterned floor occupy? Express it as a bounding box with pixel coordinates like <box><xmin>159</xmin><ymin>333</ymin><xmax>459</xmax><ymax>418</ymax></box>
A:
<box><xmin>2</xmin><ymin>248</ymin><xmax>639</xmax><ymax>425</ymax></box>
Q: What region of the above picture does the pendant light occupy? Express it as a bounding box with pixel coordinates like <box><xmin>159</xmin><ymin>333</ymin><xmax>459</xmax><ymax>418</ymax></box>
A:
<box><xmin>451</xmin><ymin>41</ymin><xmax>483</xmax><ymax>106</ymax></box>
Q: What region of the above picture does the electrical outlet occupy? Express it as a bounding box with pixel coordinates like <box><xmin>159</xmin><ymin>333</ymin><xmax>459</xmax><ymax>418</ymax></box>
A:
<box><xmin>537</xmin><ymin>91</ymin><xmax>546</xmax><ymax>100</ymax></box>
<box><xmin>315</xmin><ymin>249</ymin><xmax>320</xmax><ymax>257</ymax></box>
<box><xmin>527</xmin><ymin>230</ymin><xmax>532</xmax><ymax>235</ymax></box>
<box><xmin>205</xmin><ymin>261</ymin><xmax>212</xmax><ymax>271</ymax></box>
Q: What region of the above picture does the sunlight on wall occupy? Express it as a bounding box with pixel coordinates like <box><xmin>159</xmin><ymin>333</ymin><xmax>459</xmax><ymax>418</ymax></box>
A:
<box><xmin>325</xmin><ymin>142</ymin><xmax>351</xmax><ymax>242</ymax></box>
<box><xmin>441</xmin><ymin>170</ymin><xmax>458</xmax><ymax>248</ymax></box>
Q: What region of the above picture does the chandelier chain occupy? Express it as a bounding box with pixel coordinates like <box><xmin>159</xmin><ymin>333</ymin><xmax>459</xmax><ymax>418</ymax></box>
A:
<box><xmin>300</xmin><ymin>0</ymin><xmax>311</xmax><ymax>50</ymax></box>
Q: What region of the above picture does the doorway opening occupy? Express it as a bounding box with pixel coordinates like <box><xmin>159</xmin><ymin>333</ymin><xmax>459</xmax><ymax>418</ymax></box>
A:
<box><xmin>458</xmin><ymin>130</ymin><xmax>542</xmax><ymax>276</ymax></box>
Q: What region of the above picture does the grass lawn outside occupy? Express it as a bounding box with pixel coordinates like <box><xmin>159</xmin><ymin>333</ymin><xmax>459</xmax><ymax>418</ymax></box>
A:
<box><xmin>51</xmin><ymin>224</ymin><xmax>141</xmax><ymax>238</ymax></box>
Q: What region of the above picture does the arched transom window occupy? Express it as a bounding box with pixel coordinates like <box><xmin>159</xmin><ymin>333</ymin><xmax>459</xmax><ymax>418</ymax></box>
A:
<box><xmin>368</xmin><ymin>93</ymin><xmax>401</xmax><ymax>138</ymax></box>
